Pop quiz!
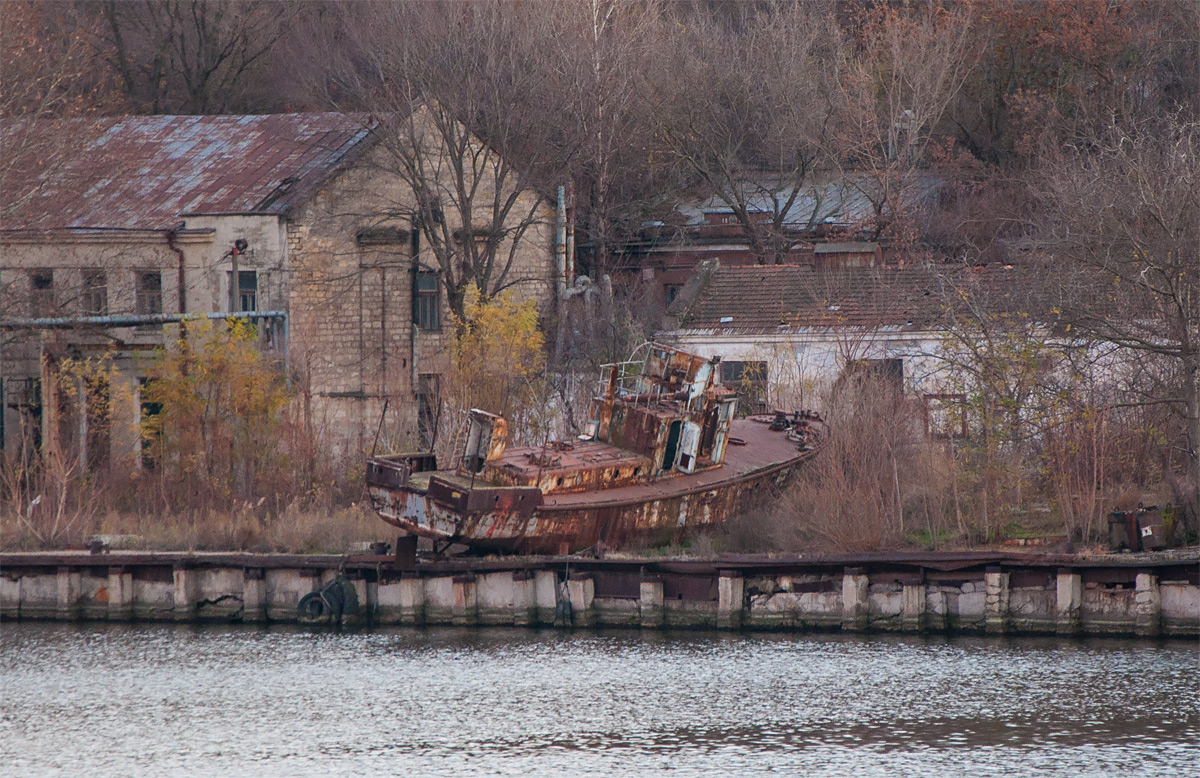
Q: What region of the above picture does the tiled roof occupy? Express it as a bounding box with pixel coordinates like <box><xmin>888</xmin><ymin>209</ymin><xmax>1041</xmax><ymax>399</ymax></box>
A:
<box><xmin>1</xmin><ymin>113</ymin><xmax>372</xmax><ymax>231</ymax></box>
<box><xmin>674</xmin><ymin>263</ymin><xmax>1050</xmax><ymax>334</ymax></box>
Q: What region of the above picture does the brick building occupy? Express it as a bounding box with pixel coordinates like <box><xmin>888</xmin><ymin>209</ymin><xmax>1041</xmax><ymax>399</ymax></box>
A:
<box><xmin>1</xmin><ymin>113</ymin><xmax>555</xmax><ymax>468</ymax></box>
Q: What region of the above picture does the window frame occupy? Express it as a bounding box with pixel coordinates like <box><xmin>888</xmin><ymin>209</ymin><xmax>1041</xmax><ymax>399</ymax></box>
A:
<box><xmin>30</xmin><ymin>269</ymin><xmax>54</xmax><ymax>315</ymax></box>
<box><xmin>80</xmin><ymin>270</ymin><xmax>108</xmax><ymax>316</ymax></box>
<box><xmin>135</xmin><ymin>270</ymin><xmax>163</xmax><ymax>316</ymax></box>
<box><xmin>226</xmin><ymin>269</ymin><xmax>258</xmax><ymax>312</ymax></box>
<box><xmin>415</xmin><ymin>271</ymin><xmax>440</xmax><ymax>331</ymax></box>
<box><xmin>720</xmin><ymin>360</ymin><xmax>768</xmax><ymax>410</ymax></box>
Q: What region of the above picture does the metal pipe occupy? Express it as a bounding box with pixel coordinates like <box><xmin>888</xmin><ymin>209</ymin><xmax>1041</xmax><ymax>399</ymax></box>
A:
<box><xmin>1</xmin><ymin>310</ymin><xmax>287</xmax><ymax>330</ymax></box>
<box><xmin>555</xmin><ymin>185</ymin><xmax>567</xmax><ymax>297</ymax></box>
<box><xmin>565</xmin><ymin>181</ymin><xmax>575</xmax><ymax>287</ymax></box>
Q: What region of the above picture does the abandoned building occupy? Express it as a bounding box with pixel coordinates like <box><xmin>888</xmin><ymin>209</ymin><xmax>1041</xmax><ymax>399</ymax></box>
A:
<box><xmin>658</xmin><ymin>259</ymin><xmax>1054</xmax><ymax>433</ymax></box>
<box><xmin>0</xmin><ymin>113</ymin><xmax>556</xmax><ymax>470</ymax></box>
<box><xmin>623</xmin><ymin>173</ymin><xmax>940</xmax><ymax>307</ymax></box>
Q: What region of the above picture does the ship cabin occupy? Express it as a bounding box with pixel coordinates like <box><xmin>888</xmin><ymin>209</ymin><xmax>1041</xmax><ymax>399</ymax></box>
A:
<box><xmin>460</xmin><ymin>344</ymin><xmax>739</xmax><ymax>496</ymax></box>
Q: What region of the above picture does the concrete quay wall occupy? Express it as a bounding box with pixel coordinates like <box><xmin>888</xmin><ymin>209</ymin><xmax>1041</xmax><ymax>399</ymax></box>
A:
<box><xmin>1</xmin><ymin>551</ymin><xmax>1196</xmax><ymax>638</ymax></box>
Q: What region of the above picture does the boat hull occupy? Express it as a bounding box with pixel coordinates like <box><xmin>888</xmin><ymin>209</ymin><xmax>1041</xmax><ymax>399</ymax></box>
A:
<box><xmin>367</xmin><ymin>417</ymin><xmax>824</xmax><ymax>554</ymax></box>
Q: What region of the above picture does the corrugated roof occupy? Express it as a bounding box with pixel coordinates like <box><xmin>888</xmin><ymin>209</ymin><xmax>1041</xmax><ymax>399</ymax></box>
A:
<box><xmin>675</xmin><ymin>173</ymin><xmax>941</xmax><ymax>229</ymax></box>
<box><xmin>1</xmin><ymin>113</ymin><xmax>372</xmax><ymax>231</ymax></box>
<box><xmin>675</xmin><ymin>263</ymin><xmax>1050</xmax><ymax>334</ymax></box>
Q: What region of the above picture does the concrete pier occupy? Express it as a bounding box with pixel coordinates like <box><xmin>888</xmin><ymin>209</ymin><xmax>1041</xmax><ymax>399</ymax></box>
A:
<box><xmin>985</xmin><ymin>568</ymin><xmax>1010</xmax><ymax>635</ymax></box>
<box><xmin>841</xmin><ymin>568</ymin><xmax>869</xmax><ymax>632</ymax></box>
<box><xmin>640</xmin><ymin>578</ymin><xmax>664</xmax><ymax>629</ymax></box>
<box><xmin>901</xmin><ymin>579</ymin><xmax>926</xmax><ymax>633</ymax></box>
<box><xmin>1</xmin><ymin>550</ymin><xmax>1196</xmax><ymax>638</ymax></box>
<box><xmin>1056</xmin><ymin>570</ymin><xmax>1083</xmax><ymax>635</ymax></box>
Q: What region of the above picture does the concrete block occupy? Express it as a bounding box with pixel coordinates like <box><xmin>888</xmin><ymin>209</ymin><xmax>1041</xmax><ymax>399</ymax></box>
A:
<box><xmin>398</xmin><ymin>574</ymin><xmax>425</xmax><ymax>625</ymax></box>
<box><xmin>640</xmin><ymin>578</ymin><xmax>664</xmax><ymax>629</ymax></box>
<box><xmin>568</xmin><ymin>574</ymin><xmax>594</xmax><ymax>627</ymax></box>
<box><xmin>985</xmin><ymin>569</ymin><xmax>1010</xmax><ymax>634</ymax></box>
<box><xmin>56</xmin><ymin>567</ymin><xmax>80</xmax><ymax>621</ymax></box>
<box><xmin>108</xmin><ymin>567</ymin><xmax>133</xmax><ymax>621</ymax></box>
<box><xmin>841</xmin><ymin>568</ymin><xmax>869</xmax><ymax>632</ymax></box>
<box><xmin>1135</xmin><ymin>573</ymin><xmax>1161</xmax><ymax>638</ymax></box>
<box><xmin>901</xmin><ymin>583</ymin><xmax>926</xmax><ymax>633</ymax></box>
<box><xmin>0</xmin><ymin>573</ymin><xmax>19</xmax><ymax>618</ymax></box>
<box><xmin>534</xmin><ymin>570</ymin><xmax>558</xmax><ymax>625</ymax></box>
<box><xmin>1056</xmin><ymin>570</ymin><xmax>1082</xmax><ymax>635</ymax></box>
<box><xmin>477</xmin><ymin>572</ymin><xmax>517</xmax><ymax>626</ymax></box>
<box><xmin>344</xmin><ymin>577</ymin><xmax>369</xmax><ymax>627</ymax></box>
<box><xmin>242</xmin><ymin>568</ymin><xmax>267</xmax><ymax>623</ymax></box>
<box><xmin>452</xmin><ymin>575</ymin><xmax>478</xmax><ymax>626</ymax></box>
<box><xmin>173</xmin><ymin>565</ymin><xmax>195</xmax><ymax>622</ymax></box>
<box><xmin>512</xmin><ymin>571</ymin><xmax>538</xmax><ymax>627</ymax></box>
<box><xmin>718</xmin><ymin>573</ymin><xmax>744</xmax><ymax>630</ymax></box>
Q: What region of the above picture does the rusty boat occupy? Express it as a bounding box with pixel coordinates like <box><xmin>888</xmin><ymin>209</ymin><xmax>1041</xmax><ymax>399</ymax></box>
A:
<box><xmin>365</xmin><ymin>343</ymin><xmax>827</xmax><ymax>554</ymax></box>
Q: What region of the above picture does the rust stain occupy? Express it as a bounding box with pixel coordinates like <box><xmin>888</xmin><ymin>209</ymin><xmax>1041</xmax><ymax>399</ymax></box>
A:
<box><xmin>2</xmin><ymin>114</ymin><xmax>371</xmax><ymax>231</ymax></box>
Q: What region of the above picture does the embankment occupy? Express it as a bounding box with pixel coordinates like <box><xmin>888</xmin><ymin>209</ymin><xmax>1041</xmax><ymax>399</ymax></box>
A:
<box><xmin>2</xmin><ymin>550</ymin><xmax>1196</xmax><ymax>637</ymax></box>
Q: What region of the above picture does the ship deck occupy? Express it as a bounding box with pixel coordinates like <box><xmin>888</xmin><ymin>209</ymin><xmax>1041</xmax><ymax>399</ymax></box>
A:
<box><xmin>535</xmin><ymin>417</ymin><xmax>819</xmax><ymax>511</ymax></box>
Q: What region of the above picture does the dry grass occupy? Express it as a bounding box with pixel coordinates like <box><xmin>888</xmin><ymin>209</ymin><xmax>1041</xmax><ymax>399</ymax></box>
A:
<box><xmin>0</xmin><ymin>502</ymin><xmax>389</xmax><ymax>554</ymax></box>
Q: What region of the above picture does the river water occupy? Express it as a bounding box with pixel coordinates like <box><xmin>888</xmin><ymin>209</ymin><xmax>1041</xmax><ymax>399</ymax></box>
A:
<box><xmin>1</xmin><ymin>623</ymin><xmax>1197</xmax><ymax>777</ymax></box>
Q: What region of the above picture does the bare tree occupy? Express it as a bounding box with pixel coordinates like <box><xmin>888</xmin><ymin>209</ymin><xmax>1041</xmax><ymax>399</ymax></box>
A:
<box><xmin>1035</xmin><ymin>115</ymin><xmax>1200</xmax><ymax>523</ymax></box>
<box><xmin>648</xmin><ymin>2</ymin><xmax>843</xmax><ymax>264</ymax></box>
<box><xmin>313</xmin><ymin>1</ymin><xmax>562</xmax><ymax>321</ymax></box>
<box><xmin>836</xmin><ymin>1</ymin><xmax>973</xmax><ymax>247</ymax></box>
<box><xmin>90</xmin><ymin>0</ymin><xmax>298</xmax><ymax>114</ymax></box>
<box><xmin>540</xmin><ymin>0</ymin><xmax>674</xmax><ymax>277</ymax></box>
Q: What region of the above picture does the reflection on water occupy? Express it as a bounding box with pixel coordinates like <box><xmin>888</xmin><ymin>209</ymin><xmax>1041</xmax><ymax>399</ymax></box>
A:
<box><xmin>1</xmin><ymin>623</ymin><xmax>1197</xmax><ymax>777</ymax></box>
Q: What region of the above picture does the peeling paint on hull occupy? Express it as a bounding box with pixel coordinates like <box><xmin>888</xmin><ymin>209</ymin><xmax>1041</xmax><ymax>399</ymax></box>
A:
<box><xmin>368</xmin><ymin>416</ymin><xmax>825</xmax><ymax>554</ymax></box>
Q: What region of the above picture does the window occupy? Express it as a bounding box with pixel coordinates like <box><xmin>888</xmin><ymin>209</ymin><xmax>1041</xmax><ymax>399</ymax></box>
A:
<box><xmin>415</xmin><ymin>271</ymin><xmax>440</xmax><ymax>330</ymax></box>
<box><xmin>844</xmin><ymin>358</ymin><xmax>904</xmax><ymax>393</ymax></box>
<box><xmin>417</xmin><ymin>373</ymin><xmax>441</xmax><ymax>449</ymax></box>
<box><xmin>30</xmin><ymin>270</ymin><xmax>54</xmax><ymax>314</ymax></box>
<box><xmin>664</xmin><ymin>284</ymin><xmax>684</xmax><ymax>306</ymax></box>
<box><xmin>137</xmin><ymin>377</ymin><xmax>162</xmax><ymax>470</ymax></box>
<box><xmin>136</xmin><ymin>271</ymin><xmax>162</xmax><ymax>315</ymax></box>
<box><xmin>924</xmin><ymin>393</ymin><xmax>968</xmax><ymax>439</ymax></box>
<box><xmin>720</xmin><ymin>360</ymin><xmax>768</xmax><ymax>410</ymax></box>
<box><xmin>81</xmin><ymin>270</ymin><xmax>107</xmax><ymax>315</ymax></box>
<box><xmin>226</xmin><ymin>270</ymin><xmax>257</xmax><ymax>312</ymax></box>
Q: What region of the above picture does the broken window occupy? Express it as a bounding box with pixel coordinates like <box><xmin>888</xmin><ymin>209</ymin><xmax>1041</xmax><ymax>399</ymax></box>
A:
<box><xmin>84</xmin><ymin>372</ymin><xmax>111</xmax><ymax>470</ymax></box>
<box><xmin>415</xmin><ymin>271</ymin><xmax>440</xmax><ymax>331</ymax></box>
<box><xmin>924</xmin><ymin>393</ymin><xmax>968</xmax><ymax>439</ymax></box>
<box><xmin>30</xmin><ymin>270</ymin><xmax>54</xmax><ymax>315</ymax></box>
<box><xmin>417</xmin><ymin>373</ymin><xmax>441</xmax><ymax>449</ymax></box>
<box><xmin>81</xmin><ymin>270</ymin><xmax>107</xmax><ymax>315</ymax></box>
<box><xmin>843</xmin><ymin>358</ymin><xmax>904</xmax><ymax>393</ymax></box>
<box><xmin>137</xmin><ymin>377</ymin><xmax>162</xmax><ymax>470</ymax></box>
<box><xmin>720</xmin><ymin>360</ymin><xmax>768</xmax><ymax>411</ymax></box>
<box><xmin>136</xmin><ymin>271</ymin><xmax>162</xmax><ymax>315</ymax></box>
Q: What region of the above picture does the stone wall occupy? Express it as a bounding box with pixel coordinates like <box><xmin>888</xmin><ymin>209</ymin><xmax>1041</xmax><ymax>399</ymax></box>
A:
<box><xmin>4</xmin><ymin>553</ymin><xmax>1196</xmax><ymax>638</ymax></box>
<box><xmin>283</xmin><ymin>145</ymin><xmax>554</xmax><ymax>458</ymax></box>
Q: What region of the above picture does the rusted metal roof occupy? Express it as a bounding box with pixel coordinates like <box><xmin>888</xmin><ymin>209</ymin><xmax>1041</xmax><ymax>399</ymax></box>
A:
<box><xmin>1</xmin><ymin>113</ymin><xmax>372</xmax><ymax>231</ymax></box>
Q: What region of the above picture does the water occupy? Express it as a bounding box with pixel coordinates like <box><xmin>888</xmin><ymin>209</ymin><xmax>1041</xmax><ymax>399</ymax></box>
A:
<box><xmin>1</xmin><ymin>623</ymin><xmax>1197</xmax><ymax>777</ymax></box>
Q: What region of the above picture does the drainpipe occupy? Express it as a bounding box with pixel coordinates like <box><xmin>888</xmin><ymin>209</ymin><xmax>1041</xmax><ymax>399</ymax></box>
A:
<box><xmin>166</xmin><ymin>227</ymin><xmax>186</xmax><ymax>315</ymax></box>
<box><xmin>565</xmin><ymin>181</ymin><xmax>575</xmax><ymax>288</ymax></box>
<box><xmin>555</xmin><ymin>185</ymin><xmax>567</xmax><ymax>298</ymax></box>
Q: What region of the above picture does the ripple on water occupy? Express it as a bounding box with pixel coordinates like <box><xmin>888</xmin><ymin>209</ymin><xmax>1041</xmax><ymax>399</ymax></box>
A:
<box><xmin>1</xmin><ymin>624</ymin><xmax>1198</xmax><ymax>778</ymax></box>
